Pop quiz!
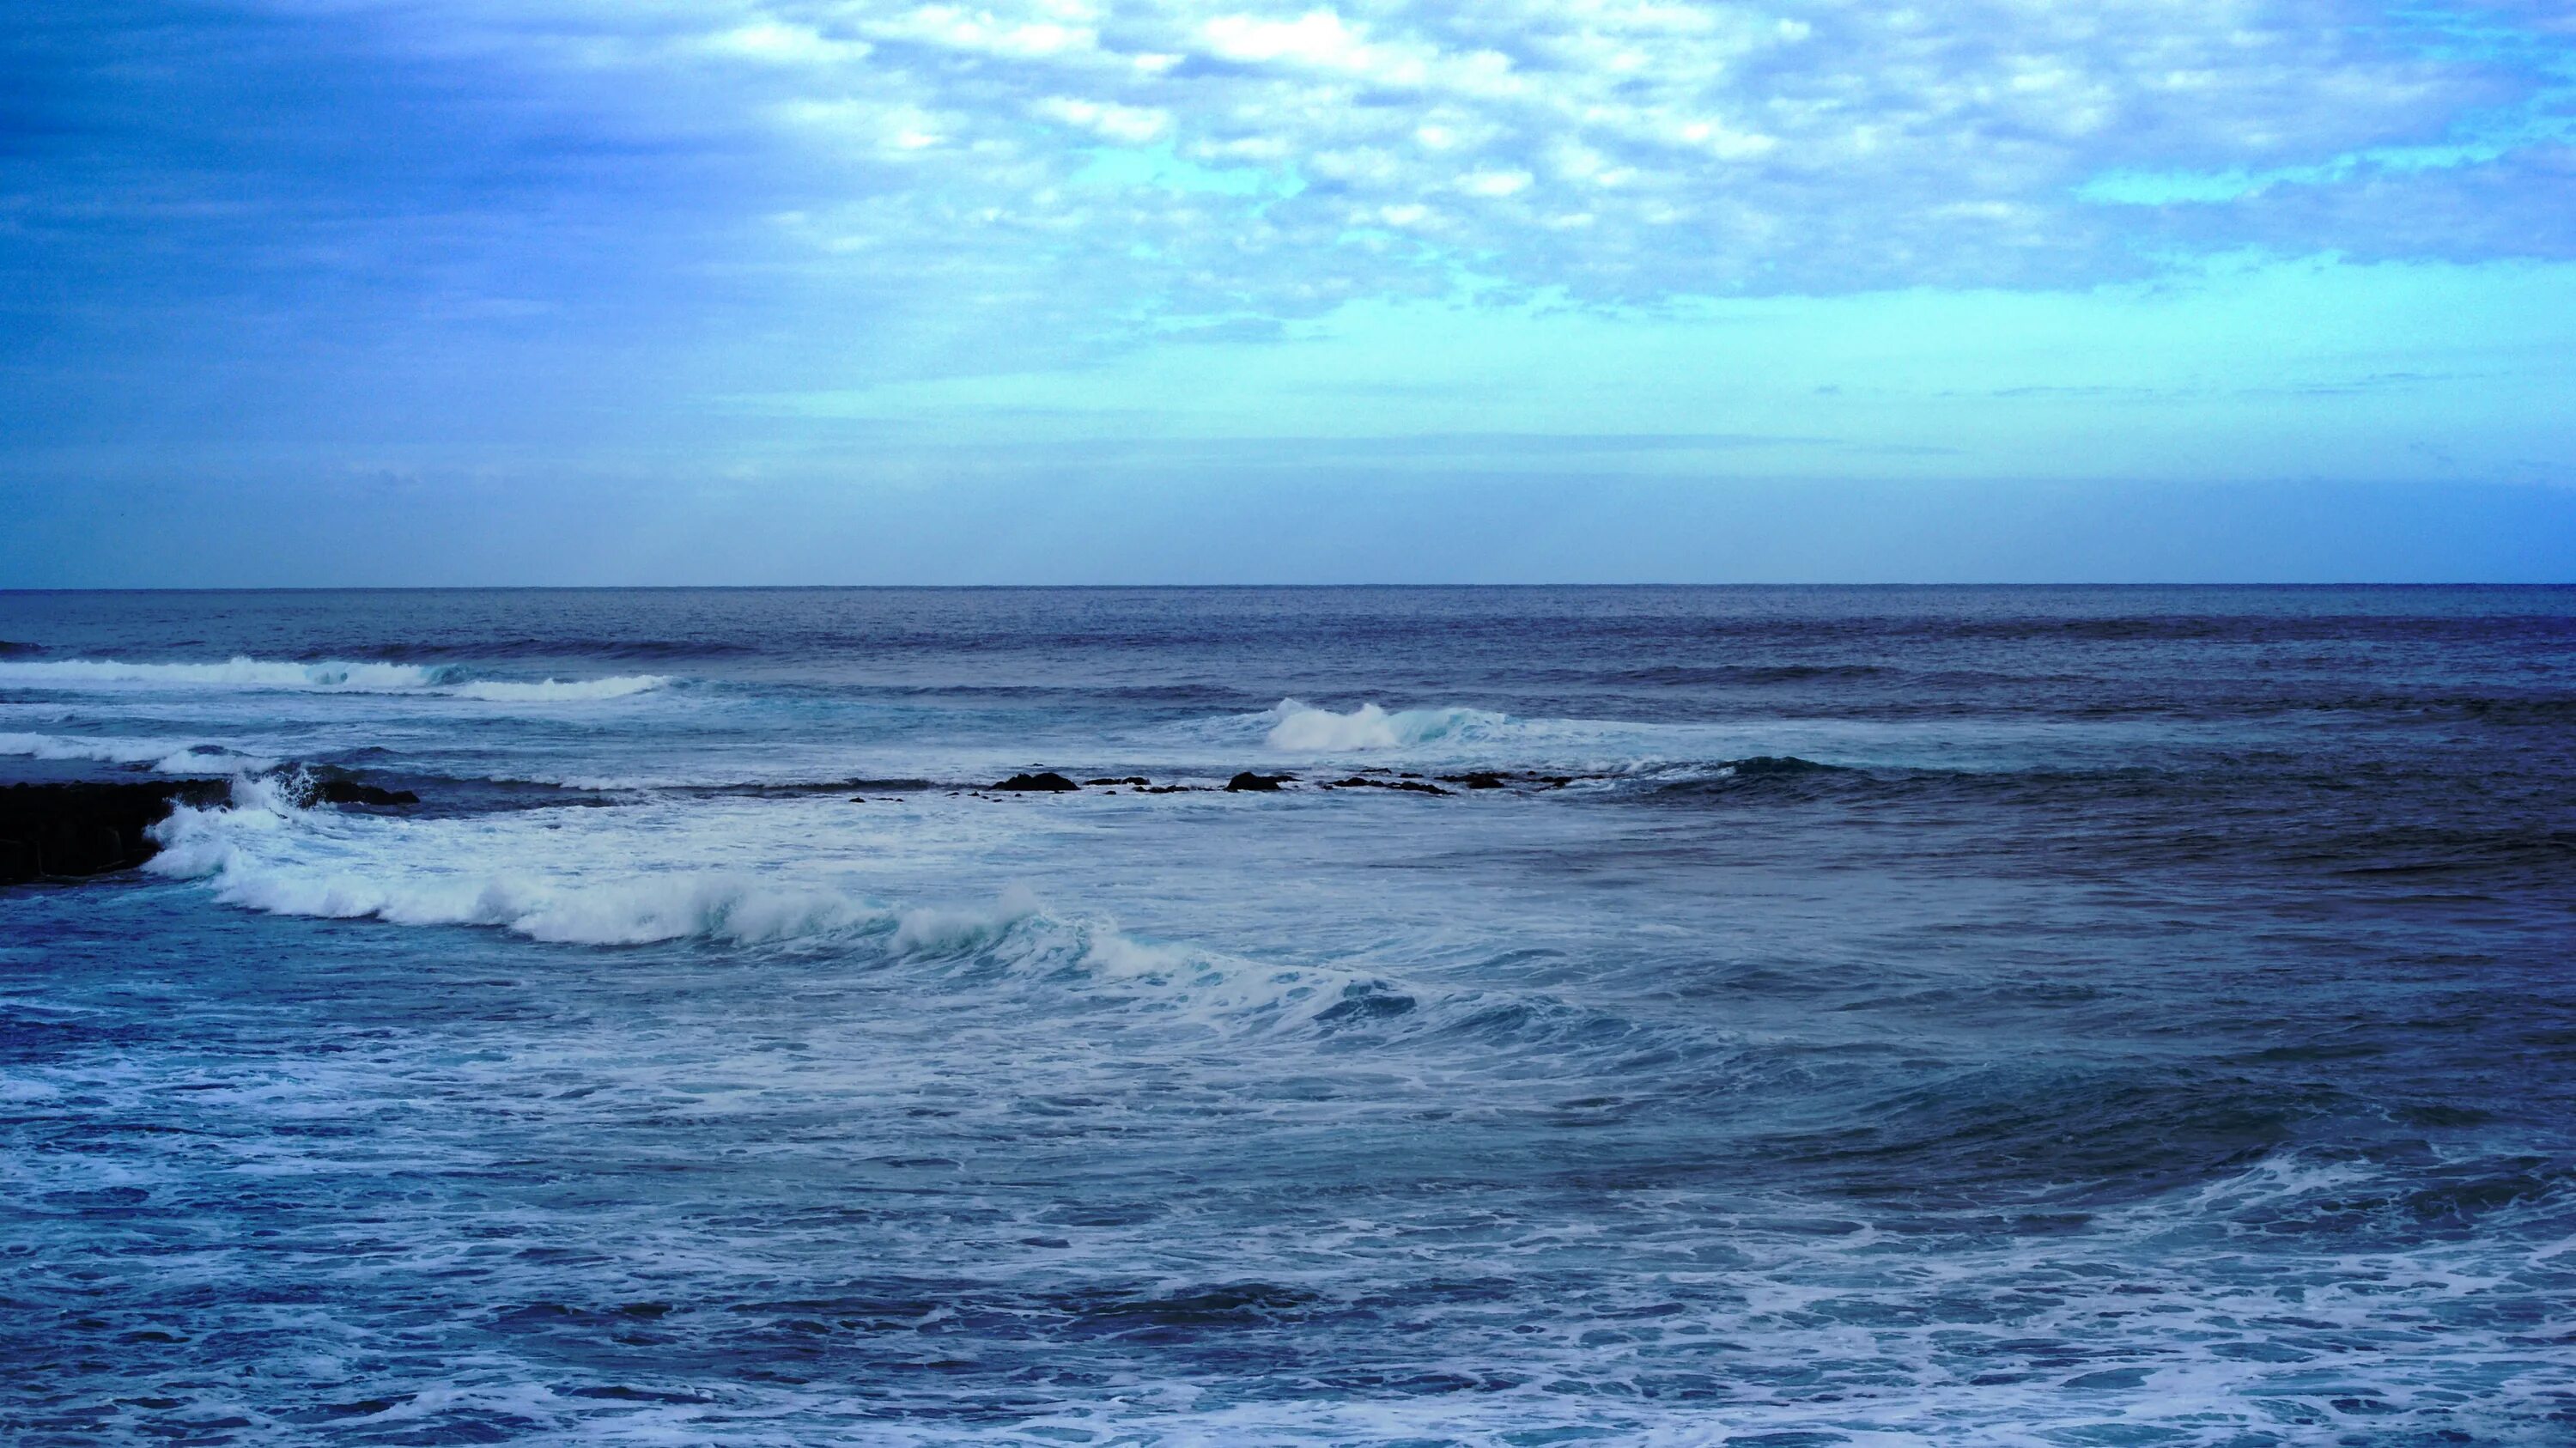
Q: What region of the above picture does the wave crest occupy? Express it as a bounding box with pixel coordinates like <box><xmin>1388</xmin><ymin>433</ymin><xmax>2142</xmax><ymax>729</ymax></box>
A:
<box><xmin>0</xmin><ymin>657</ymin><xmax>453</xmax><ymax>691</ymax></box>
<box><xmin>448</xmin><ymin>675</ymin><xmax>669</xmax><ymax>703</ymax></box>
<box><xmin>0</xmin><ymin>656</ymin><xmax>667</xmax><ymax>702</ymax></box>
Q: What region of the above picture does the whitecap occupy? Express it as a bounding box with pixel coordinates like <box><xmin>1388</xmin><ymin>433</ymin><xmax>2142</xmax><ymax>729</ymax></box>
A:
<box><xmin>0</xmin><ymin>655</ymin><xmax>669</xmax><ymax>703</ymax></box>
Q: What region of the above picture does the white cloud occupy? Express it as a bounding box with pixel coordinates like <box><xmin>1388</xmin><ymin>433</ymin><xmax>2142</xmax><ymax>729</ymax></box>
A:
<box><xmin>871</xmin><ymin>3</ymin><xmax>1102</xmax><ymax>58</ymax></box>
<box><xmin>1459</xmin><ymin>169</ymin><xmax>1533</xmax><ymax>198</ymax></box>
<box><xmin>1200</xmin><ymin>10</ymin><xmax>1370</xmax><ymax>69</ymax></box>
<box><xmin>1036</xmin><ymin>96</ymin><xmax>1171</xmax><ymax>142</ymax></box>
<box><xmin>702</xmin><ymin>21</ymin><xmax>874</xmax><ymax>65</ymax></box>
<box><xmin>780</xmin><ymin>97</ymin><xmax>953</xmax><ymax>155</ymax></box>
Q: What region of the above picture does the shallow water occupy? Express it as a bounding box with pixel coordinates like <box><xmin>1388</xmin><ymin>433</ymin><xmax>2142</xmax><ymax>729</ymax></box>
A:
<box><xmin>4</xmin><ymin>587</ymin><xmax>2573</xmax><ymax>1445</ymax></box>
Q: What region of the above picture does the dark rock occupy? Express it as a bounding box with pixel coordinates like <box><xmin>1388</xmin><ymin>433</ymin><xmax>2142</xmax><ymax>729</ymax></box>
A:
<box><xmin>1431</xmin><ymin>770</ymin><xmax>1578</xmax><ymax>789</ymax></box>
<box><xmin>1225</xmin><ymin>772</ymin><xmax>1292</xmax><ymax>792</ymax></box>
<box><xmin>0</xmin><ymin>782</ymin><xmax>222</xmax><ymax>884</ymax></box>
<box><xmin>0</xmin><ymin>640</ymin><xmax>39</xmax><ymax>657</ymax></box>
<box><xmin>1140</xmin><ymin>784</ymin><xmax>1196</xmax><ymax>794</ymax></box>
<box><xmin>993</xmin><ymin>772</ymin><xmax>1079</xmax><ymax>793</ymax></box>
<box><xmin>1728</xmin><ymin>755</ymin><xmax>1838</xmax><ymax>776</ymax></box>
<box><xmin>72</xmin><ymin>824</ymin><xmax>126</xmax><ymax>873</ymax></box>
<box><xmin>1084</xmin><ymin>776</ymin><xmax>1150</xmax><ymax>787</ymax></box>
<box><xmin>310</xmin><ymin>780</ymin><xmax>419</xmax><ymax>807</ymax></box>
<box><xmin>1327</xmin><ymin>776</ymin><xmax>1449</xmax><ymax>795</ymax></box>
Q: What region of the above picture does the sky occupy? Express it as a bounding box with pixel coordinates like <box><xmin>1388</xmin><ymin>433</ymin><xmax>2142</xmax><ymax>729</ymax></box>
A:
<box><xmin>3</xmin><ymin>0</ymin><xmax>2574</xmax><ymax>584</ymax></box>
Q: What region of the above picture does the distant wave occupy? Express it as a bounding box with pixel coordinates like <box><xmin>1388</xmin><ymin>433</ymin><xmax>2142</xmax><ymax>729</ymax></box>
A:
<box><xmin>0</xmin><ymin>657</ymin><xmax>455</xmax><ymax>691</ymax></box>
<box><xmin>0</xmin><ymin>731</ymin><xmax>276</xmax><ymax>775</ymax></box>
<box><xmin>0</xmin><ymin>656</ymin><xmax>668</xmax><ymax>702</ymax></box>
<box><xmin>1262</xmin><ymin>699</ymin><xmax>1510</xmax><ymax>751</ymax></box>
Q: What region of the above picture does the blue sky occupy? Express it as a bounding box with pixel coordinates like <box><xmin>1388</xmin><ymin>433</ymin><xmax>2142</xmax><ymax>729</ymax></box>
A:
<box><xmin>3</xmin><ymin>0</ymin><xmax>2573</xmax><ymax>583</ymax></box>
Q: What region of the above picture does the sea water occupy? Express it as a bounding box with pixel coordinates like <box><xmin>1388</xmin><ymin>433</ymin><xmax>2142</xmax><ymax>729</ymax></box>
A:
<box><xmin>3</xmin><ymin>587</ymin><xmax>2571</xmax><ymax>1445</ymax></box>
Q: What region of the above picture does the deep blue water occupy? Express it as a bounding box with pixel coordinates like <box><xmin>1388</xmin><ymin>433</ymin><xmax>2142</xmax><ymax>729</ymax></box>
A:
<box><xmin>3</xmin><ymin>587</ymin><xmax>2573</xmax><ymax>1445</ymax></box>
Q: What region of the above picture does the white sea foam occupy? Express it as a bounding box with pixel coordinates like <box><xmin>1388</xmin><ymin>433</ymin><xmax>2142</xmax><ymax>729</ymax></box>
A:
<box><xmin>1262</xmin><ymin>698</ymin><xmax>1509</xmax><ymax>752</ymax></box>
<box><xmin>0</xmin><ymin>655</ymin><xmax>668</xmax><ymax>702</ymax></box>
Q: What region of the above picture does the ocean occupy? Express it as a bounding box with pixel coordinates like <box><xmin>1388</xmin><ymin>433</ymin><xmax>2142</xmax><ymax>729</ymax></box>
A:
<box><xmin>3</xmin><ymin>586</ymin><xmax>2572</xmax><ymax>1445</ymax></box>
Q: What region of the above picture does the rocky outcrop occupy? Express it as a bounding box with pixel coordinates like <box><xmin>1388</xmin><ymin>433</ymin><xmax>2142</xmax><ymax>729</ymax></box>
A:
<box><xmin>993</xmin><ymin>772</ymin><xmax>1080</xmax><ymax>793</ymax></box>
<box><xmin>1225</xmin><ymin>772</ymin><xmax>1293</xmax><ymax>792</ymax></box>
<box><xmin>0</xmin><ymin>782</ymin><xmax>222</xmax><ymax>885</ymax></box>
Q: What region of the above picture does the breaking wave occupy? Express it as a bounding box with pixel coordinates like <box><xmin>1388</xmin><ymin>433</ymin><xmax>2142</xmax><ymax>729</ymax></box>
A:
<box><xmin>146</xmin><ymin>777</ymin><xmax>873</xmax><ymax>946</ymax></box>
<box><xmin>133</xmin><ymin>781</ymin><xmax>1691</xmax><ymax>1056</ymax></box>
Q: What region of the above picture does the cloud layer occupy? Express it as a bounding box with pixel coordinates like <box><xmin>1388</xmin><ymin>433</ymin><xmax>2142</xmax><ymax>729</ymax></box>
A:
<box><xmin>9</xmin><ymin>0</ymin><xmax>2573</xmax><ymax>347</ymax></box>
